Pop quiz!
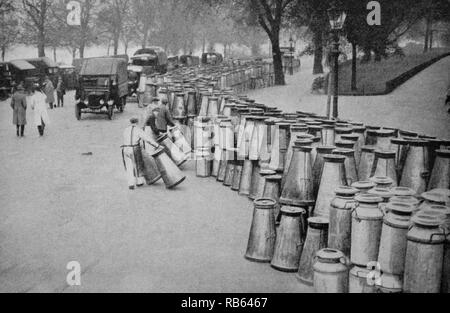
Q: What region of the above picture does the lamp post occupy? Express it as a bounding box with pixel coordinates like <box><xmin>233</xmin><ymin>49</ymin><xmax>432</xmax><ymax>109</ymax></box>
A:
<box><xmin>289</xmin><ymin>36</ymin><xmax>294</xmax><ymax>76</ymax></box>
<box><xmin>328</xmin><ymin>5</ymin><xmax>347</xmax><ymax>119</ymax></box>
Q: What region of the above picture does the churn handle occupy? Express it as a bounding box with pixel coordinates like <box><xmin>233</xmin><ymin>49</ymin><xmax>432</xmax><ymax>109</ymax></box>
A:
<box><xmin>351</xmin><ymin>203</ymin><xmax>361</xmax><ymax>222</ymax></box>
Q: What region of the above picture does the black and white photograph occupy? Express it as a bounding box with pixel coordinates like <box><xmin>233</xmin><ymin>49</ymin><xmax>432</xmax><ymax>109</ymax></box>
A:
<box><xmin>0</xmin><ymin>0</ymin><xmax>450</xmax><ymax>300</ymax></box>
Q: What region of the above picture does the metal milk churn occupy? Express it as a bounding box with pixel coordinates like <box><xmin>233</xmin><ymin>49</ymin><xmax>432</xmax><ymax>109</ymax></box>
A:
<box><xmin>223</xmin><ymin>160</ymin><xmax>236</xmax><ymax>187</ymax></box>
<box><xmin>271</xmin><ymin>206</ymin><xmax>306</xmax><ymax>272</ymax></box>
<box><xmin>428</xmin><ymin>149</ymin><xmax>450</xmax><ymax>190</ymax></box>
<box><xmin>231</xmin><ymin>160</ymin><xmax>244</xmax><ymax>191</ymax></box>
<box><xmin>312</xmin><ymin>146</ymin><xmax>336</xmax><ymax>198</ymax></box>
<box><xmin>249</xmin><ymin>117</ymin><xmax>267</xmax><ymax>161</ymax></box>
<box><xmin>358</xmin><ymin>146</ymin><xmax>375</xmax><ymax>181</ymax></box>
<box><xmin>342</xmin><ymin>134</ymin><xmax>361</xmax><ymax>164</ymax></box>
<box><xmin>351</xmin><ymin>181</ymin><xmax>375</xmax><ymax>194</ymax></box>
<box><xmin>248</xmin><ymin>161</ymin><xmax>262</xmax><ymax>200</ymax></box>
<box><xmin>269</xmin><ymin>122</ymin><xmax>290</xmax><ymax>172</ymax></box>
<box><xmin>251</xmin><ymin>169</ymin><xmax>276</xmax><ymax>200</ymax></box>
<box><xmin>308</xmin><ymin>125</ymin><xmax>323</xmax><ymax>145</ymax></box>
<box><xmin>207</xmin><ymin>96</ymin><xmax>219</xmax><ymax>117</ymax></box>
<box><xmin>374</xmin><ymin>129</ymin><xmax>395</xmax><ymax>152</ymax></box>
<box><xmin>280</xmin><ymin>143</ymin><xmax>314</xmax><ymax>208</ymax></box>
<box><xmin>370</xmin><ymin>150</ymin><xmax>398</xmax><ymax>186</ymax></box>
<box><xmin>365</xmin><ymin>129</ymin><xmax>379</xmax><ymax>146</ymax></box>
<box><xmin>335</xmin><ymin>127</ymin><xmax>353</xmax><ymax>143</ymax></box>
<box><xmin>378</xmin><ymin>202</ymin><xmax>414</xmax><ymax>276</ymax></box>
<box><xmin>368</xmin><ymin>187</ymin><xmax>394</xmax><ymax>207</ymax></box>
<box><xmin>333</xmin><ymin>148</ymin><xmax>358</xmax><ymax>186</ymax></box>
<box><xmin>172</xmin><ymin>92</ymin><xmax>186</xmax><ymax>118</ymax></box>
<box><xmin>390</xmin><ymin>138</ymin><xmax>410</xmax><ymax>177</ymax></box>
<box><xmin>390</xmin><ymin>197</ymin><xmax>420</xmax><ymax>215</ymax></box>
<box><xmin>245</xmin><ymin>199</ymin><xmax>277</xmax><ymax>263</ymax></box>
<box><xmin>321</xmin><ymin>124</ymin><xmax>336</xmax><ymax>146</ymax></box>
<box><xmin>400</xmin><ymin>139</ymin><xmax>430</xmax><ymax>194</ymax></box>
<box><xmin>157</xmin><ymin>133</ymin><xmax>188</xmax><ymax>167</ymax></box>
<box><xmin>391</xmin><ymin>186</ymin><xmax>416</xmax><ymax>197</ymax></box>
<box><xmin>419</xmin><ymin>191</ymin><xmax>448</xmax><ymax>211</ymax></box>
<box><xmin>263</xmin><ymin>174</ymin><xmax>282</xmax><ymax>222</ymax></box>
<box><xmin>297</xmin><ymin>217</ymin><xmax>329</xmax><ymax>285</ymax></box>
<box><xmin>328</xmin><ymin>187</ymin><xmax>359</xmax><ymax>257</ymax></box>
<box><xmin>403</xmin><ymin>214</ymin><xmax>446</xmax><ymax>293</ymax></box>
<box><xmin>237</xmin><ymin>116</ymin><xmax>255</xmax><ymax>160</ymax></box>
<box><xmin>313</xmin><ymin>248</ymin><xmax>349</xmax><ymax>293</ymax></box>
<box><xmin>283</xmin><ymin>125</ymin><xmax>309</xmax><ymax>188</ymax></box>
<box><xmin>194</xmin><ymin>117</ymin><xmax>212</xmax><ymax>151</ymax></box>
<box><xmin>196</xmin><ymin>147</ymin><xmax>212</xmax><ymax>178</ymax></box>
<box><xmin>314</xmin><ymin>155</ymin><xmax>348</xmax><ymax>218</ymax></box>
<box><xmin>219</xmin><ymin>118</ymin><xmax>235</xmax><ymax>161</ymax></box>
<box><xmin>169</xmin><ymin>125</ymin><xmax>192</xmax><ymax>157</ymax></box>
<box><xmin>151</xmin><ymin>147</ymin><xmax>186</xmax><ymax>189</ymax></box>
<box><xmin>351</xmin><ymin>194</ymin><xmax>384</xmax><ymax>267</ymax></box>
<box><xmin>349</xmin><ymin>266</ymin><xmax>377</xmax><ymax>293</ymax></box>
<box><xmin>239</xmin><ymin>160</ymin><xmax>254</xmax><ymax>196</ymax></box>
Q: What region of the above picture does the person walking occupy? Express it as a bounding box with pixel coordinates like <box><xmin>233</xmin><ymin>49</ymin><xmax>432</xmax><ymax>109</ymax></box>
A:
<box><xmin>56</xmin><ymin>76</ymin><xmax>66</xmax><ymax>108</ymax></box>
<box><xmin>30</xmin><ymin>85</ymin><xmax>50</xmax><ymax>137</ymax></box>
<box><xmin>10</xmin><ymin>82</ymin><xmax>27</xmax><ymax>137</ymax></box>
<box><xmin>155</xmin><ymin>98</ymin><xmax>176</xmax><ymax>134</ymax></box>
<box><xmin>121</xmin><ymin>117</ymin><xmax>161</xmax><ymax>190</ymax></box>
<box><xmin>43</xmin><ymin>76</ymin><xmax>55</xmax><ymax>109</ymax></box>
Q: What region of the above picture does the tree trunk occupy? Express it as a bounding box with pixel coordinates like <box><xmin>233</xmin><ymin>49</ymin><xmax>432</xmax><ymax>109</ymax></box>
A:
<box><xmin>79</xmin><ymin>41</ymin><xmax>85</xmax><ymax>59</ymax></box>
<box><xmin>271</xmin><ymin>36</ymin><xmax>285</xmax><ymax>86</ymax></box>
<box><xmin>313</xmin><ymin>30</ymin><xmax>324</xmax><ymax>74</ymax></box>
<box><xmin>38</xmin><ymin>28</ymin><xmax>45</xmax><ymax>57</ymax></box>
<box><xmin>2</xmin><ymin>46</ymin><xmax>5</xmax><ymax>61</ymax></box>
<box><xmin>429</xmin><ymin>29</ymin><xmax>434</xmax><ymax>51</ymax></box>
<box><xmin>53</xmin><ymin>47</ymin><xmax>57</xmax><ymax>62</ymax></box>
<box><xmin>351</xmin><ymin>42</ymin><xmax>357</xmax><ymax>91</ymax></box>
<box><xmin>424</xmin><ymin>15</ymin><xmax>431</xmax><ymax>53</ymax></box>
<box><xmin>114</xmin><ymin>35</ymin><xmax>119</xmax><ymax>56</ymax></box>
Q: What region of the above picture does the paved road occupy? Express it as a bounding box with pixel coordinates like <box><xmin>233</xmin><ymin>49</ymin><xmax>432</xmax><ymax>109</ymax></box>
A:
<box><xmin>0</xmin><ymin>94</ymin><xmax>311</xmax><ymax>293</ymax></box>
<box><xmin>247</xmin><ymin>56</ymin><xmax>450</xmax><ymax>139</ymax></box>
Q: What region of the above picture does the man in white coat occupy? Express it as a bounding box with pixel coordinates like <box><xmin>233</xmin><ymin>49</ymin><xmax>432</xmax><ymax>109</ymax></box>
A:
<box><xmin>122</xmin><ymin>117</ymin><xmax>161</xmax><ymax>190</ymax></box>
<box><xmin>30</xmin><ymin>85</ymin><xmax>50</xmax><ymax>136</ymax></box>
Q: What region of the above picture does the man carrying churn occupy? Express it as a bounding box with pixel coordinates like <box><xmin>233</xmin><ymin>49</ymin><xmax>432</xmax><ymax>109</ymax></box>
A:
<box><xmin>154</xmin><ymin>98</ymin><xmax>176</xmax><ymax>135</ymax></box>
<box><xmin>121</xmin><ymin>117</ymin><xmax>161</xmax><ymax>190</ymax></box>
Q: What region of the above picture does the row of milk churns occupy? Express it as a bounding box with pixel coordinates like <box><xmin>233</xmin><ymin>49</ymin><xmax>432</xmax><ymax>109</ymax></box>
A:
<box><xmin>244</xmin><ymin>185</ymin><xmax>450</xmax><ymax>293</ymax></box>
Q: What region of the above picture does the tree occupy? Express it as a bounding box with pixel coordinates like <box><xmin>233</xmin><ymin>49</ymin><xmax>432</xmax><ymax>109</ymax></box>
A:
<box><xmin>22</xmin><ymin>0</ymin><xmax>52</xmax><ymax>57</ymax></box>
<box><xmin>97</xmin><ymin>0</ymin><xmax>130</xmax><ymax>55</ymax></box>
<box><xmin>131</xmin><ymin>0</ymin><xmax>159</xmax><ymax>48</ymax></box>
<box><xmin>0</xmin><ymin>0</ymin><xmax>19</xmax><ymax>60</ymax></box>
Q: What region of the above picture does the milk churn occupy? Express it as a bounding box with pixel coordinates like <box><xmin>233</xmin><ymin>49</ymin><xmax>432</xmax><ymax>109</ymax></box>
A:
<box><xmin>280</xmin><ymin>144</ymin><xmax>314</xmax><ymax>207</ymax></box>
<box><xmin>333</xmin><ymin>148</ymin><xmax>358</xmax><ymax>186</ymax></box>
<box><xmin>358</xmin><ymin>146</ymin><xmax>375</xmax><ymax>181</ymax></box>
<box><xmin>231</xmin><ymin>160</ymin><xmax>244</xmax><ymax>191</ymax></box>
<box><xmin>399</xmin><ymin>130</ymin><xmax>418</xmax><ymax>138</ymax></box>
<box><xmin>169</xmin><ymin>126</ymin><xmax>192</xmax><ymax>157</ymax></box>
<box><xmin>248</xmin><ymin>161</ymin><xmax>261</xmax><ymax>200</ymax></box>
<box><xmin>207</xmin><ymin>97</ymin><xmax>219</xmax><ymax>117</ymax></box>
<box><xmin>314</xmin><ymin>155</ymin><xmax>348</xmax><ymax>218</ymax></box>
<box><xmin>263</xmin><ymin>174</ymin><xmax>282</xmax><ymax>222</ymax></box>
<box><xmin>342</xmin><ymin>134</ymin><xmax>361</xmax><ymax>164</ymax></box>
<box><xmin>239</xmin><ymin>160</ymin><xmax>254</xmax><ymax>196</ymax></box>
<box><xmin>328</xmin><ymin>187</ymin><xmax>359</xmax><ymax>257</ymax></box>
<box><xmin>141</xmin><ymin>149</ymin><xmax>162</xmax><ymax>186</ymax></box>
<box><xmin>390</xmin><ymin>197</ymin><xmax>420</xmax><ymax>214</ymax></box>
<box><xmin>216</xmin><ymin>149</ymin><xmax>228</xmax><ymax>182</ymax></box>
<box><xmin>428</xmin><ymin>149</ymin><xmax>450</xmax><ymax>190</ymax></box>
<box><xmin>400</xmin><ymin>139</ymin><xmax>430</xmax><ymax>194</ymax></box>
<box><xmin>308</xmin><ymin>126</ymin><xmax>323</xmax><ymax>145</ymax></box>
<box><xmin>172</xmin><ymin>93</ymin><xmax>186</xmax><ymax>118</ymax></box>
<box><xmin>269</xmin><ymin>123</ymin><xmax>290</xmax><ymax>171</ymax></box>
<box><xmin>223</xmin><ymin>160</ymin><xmax>236</xmax><ymax>187</ymax></box>
<box><xmin>370</xmin><ymin>150</ymin><xmax>398</xmax><ymax>186</ymax></box>
<box><xmin>212</xmin><ymin>146</ymin><xmax>222</xmax><ymax>177</ymax></box>
<box><xmin>349</xmin><ymin>266</ymin><xmax>377</xmax><ymax>293</ymax></box>
<box><xmin>322</xmin><ymin>124</ymin><xmax>336</xmax><ymax>146</ymax></box>
<box><xmin>351</xmin><ymin>194</ymin><xmax>384</xmax><ymax>267</ymax></box>
<box><xmin>335</xmin><ymin>140</ymin><xmax>355</xmax><ymax>150</ymax></box>
<box><xmin>335</xmin><ymin>127</ymin><xmax>353</xmax><ymax>143</ymax></box>
<box><xmin>249</xmin><ymin>117</ymin><xmax>268</xmax><ymax>161</ymax></box>
<box><xmin>245</xmin><ymin>198</ymin><xmax>277</xmax><ymax>263</ymax></box>
<box><xmin>196</xmin><ymin>148</ymin><xmax>212</xmax><ymax>178</ymax></box>
<box><xmin>157</xmin><ymin>133</ymin><xmax>188</xmax><ymax>167</ymax></box>
<box><xmin>403</xmin><ymin>214</ymin><xmax>446</xmax><ymax>293</ymax></box>
<box><xmin>186</xmin><ymin>91</ymin><xmax>197</xmax><ymax>117</ymax></box>
<box><xmin>198</xmin><ymin>93</ymin><xmax>211</xmax><ymax>116</ymax></box>
<box><xmin>194</xmin><ymin>117</ymin><xmax>212</xmax><ymax>151</ymax></box>
<box><xmin>352</xmin><ymin>181</ymin><xmax>376</xmax><ymax>194</ymax></box>
<box><xmin>376</xmin><ymin>273</ymin><xmax>403</xmax><ymax>293</ymax></box>
<box><xmin>365</xmin><ymin>129</ymin><xmax>378</xmax><ymax>146</ymax></box>
<box><xmin>283</xmin><ymin>125</ymin><xmax>309</xmax><ymax>185</ymax></box>
<box><xmin>151</xmin><ymin>147</ymin><xmax>186</xmax><ymax>189</ymax></box>
<box><xmin>251</xmin><ymin>169</ymin><xmax>276</xmax><ymax>200</ymax></box>
<box><xmin>237</xmin><ymin>116</ymin><xmax>256</xmax><ymax>160</ymax></box>
<box><xmin>374</xmin><ymin>129</ymin><xmax>395</xmax><ymax>152</ymax></box>
<box><xmin>378</xmin><ymin>202</ymin><xmax>414</xmax><ymax>276</ymax></box>
<box><xmin>313</xmin><ymin>248</ymin><xmax>349</xmax><ymax>293</ymax></box>
<box><xmin>219</xmin><ymin>119</ymin><xmax>235</xmax><ymax>161</ymax></box>
<box><xmin>271</xmin><ymin>206</ymin><xmax>306</xmax><ymax>272</ymax></box>
<box><xmin>297</xmin><ymin>217</ymin><xmax>329</xmax><ymax>285</ymax></box>
<box><xmin>312</xmin><ymin>146</ymin><xmax>336</xmax><ymax>198</ymax></box>
<box><xmin>370</xmin><ymin>176</ymin><xmax>395</xmax><ymax>188</ymax></box>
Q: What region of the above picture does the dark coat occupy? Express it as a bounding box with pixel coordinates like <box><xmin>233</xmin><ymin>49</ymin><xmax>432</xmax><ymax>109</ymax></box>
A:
<box><xmin>10</xmin><ymin>91</ymin><xmax>27</xmax><ymax>126</ymax></box>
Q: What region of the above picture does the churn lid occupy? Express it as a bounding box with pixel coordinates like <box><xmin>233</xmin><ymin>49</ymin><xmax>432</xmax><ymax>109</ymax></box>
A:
<box><xmin>411</xmin><ymin>214</ymin><xmax>442</xmax><ymax>227</ymax></box>
<box><xmin>259</xmin><ymin>169</ymin><xmax>276</xmax><ymax>176</ymax></box>
<box><xmin>335</xmin><ymin>186</ymin><xmax>359</xmax><ymax>197</ymax></box>
<box><xmin>391</xmin><ymin>138</ymin><xmax>410</xmax><ymax>146</ymax></box>
<box><xmin>335</xmin><ymin>127</ymin><xmax>353</xmax><ymax>134</ymax></box>
<box><xmin>374</xmin><ymin>150</ymin><xmax>396</xmax><ymax>158</ymax></box>
<box><xmin>341</xmin><ymin>134</ymin><xmax>359</xmax><ymax>141</ymax></box>
<box><xmin>349</xmin><ymin>265</ymin><xmax>371</xmax><ymax>278</ymax></box>
<box><xmin>335</xmin><ymin>141</ymin><xmax>356</xmax><ymax>149</ymax></box>
<box><xmin>316</xmin><ymin>146</ymin><xmax>336</xmax><ymax>154</ymax></box>
<box><xmin>424</xmin><ymin>205</ymin><xmax>450</xmax><ymax>218</ymax></box>
<box><xmin>375</xmin><ymin>129</ymin><xmax>395</xmax><ymax>137</ymax></box>
<box><xmin>307</xmin><ymin>217</ymin><xmax>329</xmax><ymax>229</ymax></box>
<box><xmin>421</xmin><ymin>191</ymin><xmax>447</xmax><ymax>205</ymax></box>
<box><xmin>323</xmin><ymin>154</ymin><xmax>346</xmax><ymax>163</ymax></box>
<box><xmin>436</xmin><ymin>149</ymin><xmax>450</xmax><ymax>158</ymax></box>
<box><xmin>368</xmin><ymin>187</ymin><xmax>394</xmax><ymax>200</ymax></box>
<box><xmin>333</xmin><ymin>148</ymin><xmax>355</xmax><ymax>157</ymax></box>
<box><xmin>254</xmin><ymin>198</ymin><xmax>276</xmax><ymax>210</ymax></box>
<box><xmin>280</xmin><ymin>206</ymin><xmax>306</xmax><ymax>216</ymax></box>
<box><xmin>316</xmin><ymin>249</ymin><xmax>346</xmax><ymax>264</ymax></box>
<box><xmin>352</xmin><ymin>181</ymin><xmax>376</xmax><ymax>191</ymax></box>
<box><xmin>361</xmin><ymin>146</ymin><xmax>375</xmax><ymax>153</ymax></box>
<box><xmin>355</xmin><ymin>194</ymin><xmax>384</xmax><ymax>204</ymax></box>
<box><xmin>370</xmin><ymin>176</ymin><xmax>394</xmax><ymax>187</ymax></box>
<box><xmin>385</xmin><ymin>202</ymin><xmax>414</xmax><ymax>215</ymax></box>
<box><xmin>265</xmin><ymin>174</ymin><xmax>282</xmax><ymax>181</ymax></box>
<box><xmin>390</xmin><ymin>187</ymin><xmax>416</xmax><ymax>197</ymax></box>
<box><xmin>390</xmin><ymin>196</ymin><xmax>420</xmax><ymax>207</ymax></box>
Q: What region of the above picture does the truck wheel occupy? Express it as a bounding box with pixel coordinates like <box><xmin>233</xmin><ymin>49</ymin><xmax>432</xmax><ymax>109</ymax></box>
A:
<box><xmin>107</xmin><ymin>105</ymin><xmax>114</xmax><ymax>120</ymax></box>
<box><xmin>75</xmin><ymin>103</ymin><xmax>82</xmax><ymax>120</ymax></box>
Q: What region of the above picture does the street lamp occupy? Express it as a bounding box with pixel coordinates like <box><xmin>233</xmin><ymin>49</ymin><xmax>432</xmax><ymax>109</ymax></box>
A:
<box><xmin>289</xmin><ymin>35</ymin><xmax>294</xmax><ymax>76</ymax></box>
<box><xmin>328</xmin><ymin>5</ymin><xmax>347</xmax><ymax>119</ymax></box>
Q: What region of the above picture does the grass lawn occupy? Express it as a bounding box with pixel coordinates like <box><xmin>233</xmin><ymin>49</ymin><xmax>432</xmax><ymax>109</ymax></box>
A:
<box><xmin>336</xmin><ymin>50</ymin><xmax>450</xmax><ymax>95</ymax></box>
